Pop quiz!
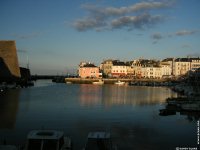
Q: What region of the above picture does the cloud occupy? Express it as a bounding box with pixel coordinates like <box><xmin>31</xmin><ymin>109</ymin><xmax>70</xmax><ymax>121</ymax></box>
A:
<box><xmin>151</xmin><ymin>32</ymin><xmax>163</xmax><ymax>40</ymax></box>
<box><xmin>175</xmin><ymin>30</ymin><xmax>199</xmax><ymax>36</ymax></box>
<box><xmin>73</xmin><ymin>17</ymin><xmax>106</xmax><ymax>31</ymax></box>
<box><xmin>72</xmin><ymin>1</ymin><xmax>172</xmax><ymax>32</ymax></box>
<box><xmin>82</xmin><ymin>1</ymin><xmax>172</xmax><ymax>17</ymax></box>
<box><xmin>111</xmin><ymin>13</ymin><xmax>164</xmax><ymax>30</ymax></box>
<box><xmin>11</xmin><ymin>32</ymin><xmax>42</xmax><ymax>39</ymax></box>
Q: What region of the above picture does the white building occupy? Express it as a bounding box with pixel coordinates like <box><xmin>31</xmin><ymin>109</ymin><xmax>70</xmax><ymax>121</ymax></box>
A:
<box><xmin>141</xmin><ymin>67</ymin><xmax>162</xmax><ymax>79</ymax></box>
<box><xmin>160</xmin><ymin>62</ymin><xmax>172</xmax><ymax>77</ymax></box>
<box><xmin>111</xmin><ymin>60</ymin><xmax>127</xmax><ymax>77</ymax></box>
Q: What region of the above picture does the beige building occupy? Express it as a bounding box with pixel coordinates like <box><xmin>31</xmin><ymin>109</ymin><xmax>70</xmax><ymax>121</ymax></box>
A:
<box><xmin>142</xmin><ymin>67</ymin><xmax>162</xmax><ymax>79</ymax></box>
<box><xmin>100</xmin><ymin>59</ymin><xmax>113</xmax><ymax>77</ymax></box>
<box><xmin>160</xmin><ymin>62</ymin><xmax>172</xmax><ymax>77</ymax></box>
<box><xmin>111</xmin><ymin>60</ymin><xmax>127</xmax><ymax>77</ymax></box>
<box><xmin>191</xmin><ymin>58</ymin><xmax>200</xmax><ymax>72</ymax></box>
<box><xmin>173</xmin><ymin>58</ymin><xmax>191</xmax><ymax>76</ymax></box>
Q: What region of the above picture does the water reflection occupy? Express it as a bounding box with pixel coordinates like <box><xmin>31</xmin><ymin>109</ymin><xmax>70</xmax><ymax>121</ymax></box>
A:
<box><xmin>0</xmin><ymin>89</ymin><xmax>20</xmax><ymax>129</ymax></box>
<box><xmin>79</xmin><ymin>85</ymin><xmax>177</xmax><ymax>107</ymax></box>
<box><xmin>79</xmin><ymin>84</ymin><xmax>103</xmax><ymax>106</ymax></box>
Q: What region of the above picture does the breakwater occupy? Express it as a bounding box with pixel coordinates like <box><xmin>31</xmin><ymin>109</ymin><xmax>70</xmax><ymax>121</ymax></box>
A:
<box><xmin>65</xmin><ymin>78</ymin><xmax>173</xmax><ymax>85</ymax></box>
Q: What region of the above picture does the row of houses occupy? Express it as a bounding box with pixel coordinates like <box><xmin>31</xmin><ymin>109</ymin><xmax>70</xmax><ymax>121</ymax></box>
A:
<box><xmin>78</xmin><ymin>57</ymin><xmax>200</xmax><ymax>79</ymax></box>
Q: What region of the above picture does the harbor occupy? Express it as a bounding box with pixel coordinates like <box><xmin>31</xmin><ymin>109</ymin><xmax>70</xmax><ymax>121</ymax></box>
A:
<box><xmin>0</xmin><ymin>80</ymin><xmax>197</xmax><ymax>150</ymax></box>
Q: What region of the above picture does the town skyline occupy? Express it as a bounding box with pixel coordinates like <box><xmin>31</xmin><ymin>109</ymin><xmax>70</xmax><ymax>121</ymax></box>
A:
<box><xmin>1</xmin><ymin>0</ymin><xmax>200</xmax><ymax>75</ymax></box>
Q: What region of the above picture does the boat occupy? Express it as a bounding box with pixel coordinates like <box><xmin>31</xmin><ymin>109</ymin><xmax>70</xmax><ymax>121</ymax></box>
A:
<box><xmin>83</xmin><ymin>131</ymin><xmax>117</xmax><ymax>150</ymax></box>
<box><xmin>0</xmin><ymin>145</ymin><xmax>18</xmax><ymax>150</ymax></box>
<box><xmin>93</xmin><ymin>80</ymin><xmax>104</xmax><ymax>85</ymax></box>
<box><xmin>25</xmin><ymin>130</ymin><xmax>72</xmax><ymax>150</ymax></box>
<box><xmin>114</xmin><ymin>80</ymin><xmax>125</xmax><ymax>85</ymax></box>
<box><xmin>66</xmin><ymin>81</ymin><xmax>72</xmax><ymax>84</ymax></box>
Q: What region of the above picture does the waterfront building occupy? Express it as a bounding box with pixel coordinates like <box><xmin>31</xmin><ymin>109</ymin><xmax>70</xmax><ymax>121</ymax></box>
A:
<box><xmin>111</xmin><ymin>60</ymin><xmax>127</xmax><ymax>77</ymax></box>
<box><xmin>161</xmin><ymin>58</ymin><xmax>174</xmax><ymax>75</ymax></box>
<box><xmin>160</xmin><ymin>62</ymin><xmax>172</xmax><ymax>78</ymax></box>
<box><xmin>190</xmin><ymin>58</ymin><xmax>200</xmax><ymax>71</ymax></box>
<box><xmin>0</xmin><ymin>40</ymin><xmax>21</xmax><ymax>82</ymax></box>
<box><xmin>141</xmin><ymin>67</ymin><xmax>162</xmax><ymax>79</ymax></box>
<box><xmin>173</xmin><ymin>58</ymin><xmax>191</xmax><ymax>76</ymax></box>
<box><xmin>78</xmin><ymin>62</ymin><xmax>101</xmax><ymax>78</ymax></box>
<box><xmin>126</xmin><ymin>61</ymin><xmax>135</xmax><ymax>77</ymax></box>
<box><xmin>100</xmin><ymin>59</ymin><xmax>113</xmax><ymax>77</ymax></box>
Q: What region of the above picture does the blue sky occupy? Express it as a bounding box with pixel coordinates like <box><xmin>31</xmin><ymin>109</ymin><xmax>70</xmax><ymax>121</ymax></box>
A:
<box><xmin>0</xmin><ymin>0</ymin><xmax>200</xmax><ymax>75</ymax></box>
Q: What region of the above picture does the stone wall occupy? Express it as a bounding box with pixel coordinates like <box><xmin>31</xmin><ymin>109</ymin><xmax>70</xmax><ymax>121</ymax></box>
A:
<box><xmin>0</xmin><ymin>40</ymin><xmax>21</xmax><ymax>81</ymax></box>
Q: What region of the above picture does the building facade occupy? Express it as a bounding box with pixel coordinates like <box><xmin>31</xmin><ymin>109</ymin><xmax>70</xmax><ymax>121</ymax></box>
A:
<box><xmin>111</xmin><ymin>60</ymin><xmax>127</xmax><ymax>77</ymax></box>
<box><xmin>78</xmin><ymin>63</ymin><xmax>101</xmax><ymax>78</ymax></box>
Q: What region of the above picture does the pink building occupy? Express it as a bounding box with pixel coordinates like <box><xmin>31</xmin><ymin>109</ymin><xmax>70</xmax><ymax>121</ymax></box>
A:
<box><xmin>79</xmin><ymin>63</ymin><xmax>101</xmax><ymax>78</ymax></box>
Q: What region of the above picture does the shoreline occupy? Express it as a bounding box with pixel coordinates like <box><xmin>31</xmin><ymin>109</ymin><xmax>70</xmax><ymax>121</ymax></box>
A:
<box><xmin>64</xmin><ymin>78</ymin><xmax>174</xmax><ymax>85</ymax></box>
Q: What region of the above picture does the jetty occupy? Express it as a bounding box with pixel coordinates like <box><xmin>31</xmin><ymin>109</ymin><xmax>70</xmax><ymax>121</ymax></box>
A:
<box><xmin>64</xmin><ymin>77</ymin><xmax>174</xmax><ymax>85</ymax></box>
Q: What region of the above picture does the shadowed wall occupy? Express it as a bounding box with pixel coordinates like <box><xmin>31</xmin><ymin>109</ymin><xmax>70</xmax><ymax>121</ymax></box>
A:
<box><xmin>0</xmin><ymin>40</ymin><xmax>21</xmax><ymax>81</ymax></box>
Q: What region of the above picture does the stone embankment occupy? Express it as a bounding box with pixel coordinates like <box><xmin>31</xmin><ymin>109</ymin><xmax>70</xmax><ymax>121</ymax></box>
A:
<box><xmin>64</xmin><ymin>78</ymin><xmax>173</xmax><ymax>85</ymax></box>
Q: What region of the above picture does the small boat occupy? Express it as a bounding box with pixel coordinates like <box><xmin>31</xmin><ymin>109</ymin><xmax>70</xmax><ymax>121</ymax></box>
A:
<box><xmin>83</xmin><ymin>131</ymin><xmax>117</xmax><ymax>150</ymax></box>
<box><xmin>66</xmin><ymin>81</ymin><xmax>72</xmax><ymax>84</ymax></box>
<box><xmin>114</xmin><ymin>80</ymin><xmax>125</xmax><ymax>85</ymax></box>
<box><xmin>93</xmin><ymin>80</ymin><xmax>104</xmax><ymax>85</ymax></box>
<box><xmin>0</xmin><ymin>145</ymin><xmax>18</xmax><ymax>150</ymax></box>
<box><xmin>25</xmin><ymin>130</ymin><xmax>71</xmax><ymax>150</ymax></box>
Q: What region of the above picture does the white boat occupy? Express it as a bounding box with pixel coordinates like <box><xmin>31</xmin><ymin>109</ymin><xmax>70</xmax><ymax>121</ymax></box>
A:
<box><xmin>25</xmin><ymin>130</ymin><xmax>71</xmax><ymax>150</ymax></box>
<box><xmin>83</xmin><ymin>132</ymin><xmax>117</xmax><ymax>150</ymax></box>
<box><xmin>114</xmin><ymin>80</ymin><xmax>125</xmax><ymax>85</ymax></box>
<box><xmin>93</xmin><ymin>80</ymin><xmax>104</xmax><ymax>85</ymax></box>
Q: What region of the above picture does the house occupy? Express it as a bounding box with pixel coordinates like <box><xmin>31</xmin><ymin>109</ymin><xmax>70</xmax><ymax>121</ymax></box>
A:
<box><xmin>78</xmin><ymin>62</ymin><xmax>101</xmax><ymax>78</ymax></box>
<box><xmin>111</xmin><ymin>60</ymin><xmax>127</xmax><ymax>77</ymax></box>
<box><xmin>141</xmin><ymin>67</ymin><xmax>162</xmax><ymax>79</ymax></box>
<box><xmin>100</xmin><ymin>59</ymin><xmax>113</xmax><ymax>77</ymax></box>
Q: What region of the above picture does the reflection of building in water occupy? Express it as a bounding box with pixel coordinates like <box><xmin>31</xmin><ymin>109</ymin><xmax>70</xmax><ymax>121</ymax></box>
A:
<box><xmin>79</xmin><ymin>84</ymin><xmax>102</xmax><ymax>106</ymax></box>
<box><xmin>102</xmin><ymin>86</ymin><xmax>177</xmax><ymax>107</ymax></box>
<box><xmin>0</xmin><ymin>90</ymin><xmax>20</xmax><ymax>129</ymax></box>
<box><xmin>79</xmin><ymin>85</ymin><xmax>177</xmax><ymax>107</ymax></box>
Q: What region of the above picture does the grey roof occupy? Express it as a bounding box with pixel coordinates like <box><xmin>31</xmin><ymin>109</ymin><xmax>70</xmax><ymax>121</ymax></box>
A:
<box><xmin>83</xmin><ymin>64</ymin><xmax>97</xmax><ymax>67</ymax></box>
<box><xmin>112</xmin><ymin>61</ymin><xmax>126</xmax><ymax>66</ymax></box>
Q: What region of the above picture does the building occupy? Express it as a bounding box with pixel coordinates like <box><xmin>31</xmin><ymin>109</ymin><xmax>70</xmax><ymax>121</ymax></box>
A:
<box><xmin>100</xmin><ymin>59</ymin><xmax>114</xmax><ymax>77</ymax></box>
<box><xmin>190</xmin><ymin>58</ymin><xmax>200</xmax><ymax>71</ymax></box>
<box><xmin>78</xmin><ymin>62</ymin><xmax>101</xmax><ymax>78</ymax></box>
<box><xmin>0</xmin><ymin>40</ymin><xmax>21</xmax><ymax>82</ymax></box>
<box><xmin>111</xmin><ymin>60</ymin><xmax>127</xmax><ymax>77</ymax></box>
<box><xmin>141</xmin><ymin>67</ymin><xmax>162</xmax><ymax>79</ymax></box>
<box><xmin>160</xmin><ymin>62</ymin><xmax>172</xmax><ymax>78</ymax></box>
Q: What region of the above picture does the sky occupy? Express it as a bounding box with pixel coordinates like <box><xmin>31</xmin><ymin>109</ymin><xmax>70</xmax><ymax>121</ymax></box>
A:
<box><xmin>0</xmin><ymin>0</ymin><xmax>200</xmax><ymax>75</ymax></box>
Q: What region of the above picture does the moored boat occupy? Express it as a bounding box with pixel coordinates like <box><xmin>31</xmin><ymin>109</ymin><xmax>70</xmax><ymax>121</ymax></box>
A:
<box><xmin>25</xmin><ymin>130</ymin><xmax>71</xmax><ymax>150</ymax></box>
<box><xmin>114</xmin><ymin>80</ymin><xmax>125</xmax><ymax>85</ymax></box>
<box><xmin>93</xmin><ymin>80</ymin><xmax>104</xmax><ymax>85</ymax></box>
<box><xmin>83</xmin><ymin>131</ymin><xmax>117</xmax><ymax>150</ymax></box>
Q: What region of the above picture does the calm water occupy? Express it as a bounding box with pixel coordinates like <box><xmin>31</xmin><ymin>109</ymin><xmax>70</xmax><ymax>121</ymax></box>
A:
<box><xmin>0</xmin><ymin>80</ymin><xmax>198</xmax><ymax>150</ymax></box>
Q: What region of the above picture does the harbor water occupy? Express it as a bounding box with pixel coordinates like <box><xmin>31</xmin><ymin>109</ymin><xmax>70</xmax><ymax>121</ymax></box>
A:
<box><xmin>0</xmin><ymin>80</ymin><xmax>198</xmax><ymax>150</ymax></box>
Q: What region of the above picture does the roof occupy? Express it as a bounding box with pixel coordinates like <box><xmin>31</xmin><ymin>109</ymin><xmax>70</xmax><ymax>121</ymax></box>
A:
<box><xmin>175</xmin><ymin>58</ymin><xmax>190</xmax><ymax>62</ymax></box>
<box><xmin>83</xmin><ymin>64</ymin><xmax>97</xmax><ymax>67</ymax></box>
<box><xmin>162</xmin><ymin>58</ymin><xmax>174</xmax><ymax>62</ymax></box>
<box><xmin>27</xmin><ymin>130</ymin><xmax>64</xmax><ymax>140</ymax></box>
<box><xmin>112</xmin><ymin>61</ymin><xmax>126</xmax><ymax>66</ymax></box>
